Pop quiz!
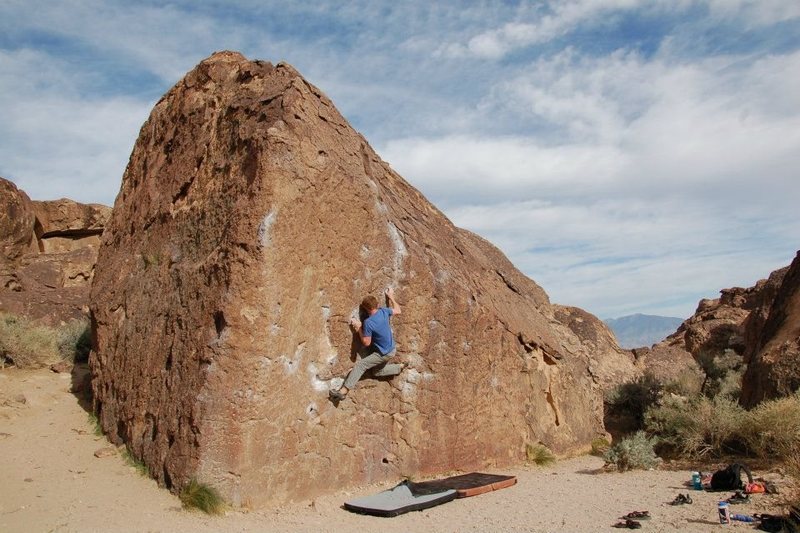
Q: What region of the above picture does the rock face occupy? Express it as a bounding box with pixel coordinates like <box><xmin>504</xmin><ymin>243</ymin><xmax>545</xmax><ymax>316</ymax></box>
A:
<box><xmin>0</xmin><ymin>178</ymin><xmax>37</xmax><ymax>263</ymax></box>
<box><xmin>0</xmin><ymin>177</ymin><xmax>111</xmax><ymax>326</ymax></box>
<box><xmin>741</xmin><ymin>251</ymin><xmax>800</xmax><ymax>407</ymax></box>
<box><xmin>89</xmin><ymin>51</ymin><xmax>614</xmax><ymax>506</ymax></box>
<box><xmin>553</xmin><ymin>305</ymin><xmax>639</xmax><ymax>393</ymax></box>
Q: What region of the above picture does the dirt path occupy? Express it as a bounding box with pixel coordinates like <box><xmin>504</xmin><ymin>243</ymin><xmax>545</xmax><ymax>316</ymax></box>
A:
<box><xmin>0</xmin><ymin>368</ymin><xmax>790</xmax><ymax>532</ymax></box>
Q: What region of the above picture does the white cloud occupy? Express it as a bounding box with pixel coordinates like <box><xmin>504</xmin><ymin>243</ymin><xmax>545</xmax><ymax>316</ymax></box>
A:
<box><xmin>0</xmin><ymin>48</ymin><xmax>152</xmax><ymax>204</ymax></box>
<box><xmin>708</xmin><ymin>0</ymin><xmax>800</xmax><ymax>26</ymax></box>
<box><xmin>445</xmin><ymin>0</ymin><xmax>800</xmax><ymax>60</ymax></box>
<box><xmin>380</xmin><ymin>47</ymin><xmax>800</xmax><ymax>317</ymax></box>
<box><xmin>443</xmin><ymin>0</ymin><xmax>649</xmax><ymax>59</ymax></box>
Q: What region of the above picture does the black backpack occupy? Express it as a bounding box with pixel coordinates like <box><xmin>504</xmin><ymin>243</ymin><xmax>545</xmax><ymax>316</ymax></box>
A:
<box><xmin>756</xmin><ymin>513</ymin><xmax>788</xmax><ymax>532</ymax></box>
<box><xmin>710</xmin><ymin>463</ymin><xmax>753</xmax><ymax>491</ymax></box>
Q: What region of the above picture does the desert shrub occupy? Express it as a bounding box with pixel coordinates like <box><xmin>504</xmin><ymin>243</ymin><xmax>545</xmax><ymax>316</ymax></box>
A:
<box><xmin>180</xmin><ymin>479</ymin><xmax>225</xmax><ymax>514</ymax></box>
<box><xmin>645</xmin><ymin>395</ymin><xmax>746</xmax><ymax>457</ymax></box>
<box><xmin>57</xmin><ymin>318</ymin><xmax>91</xmax><ymax>362</ymax></box>
<box><xmin>604</xmin><ymin>431</ymin><xmax>659</xmax><ymax>471</ymax></box>
<box><xmin>0</xmin><ymin>312</ymin><xmax>90</xmax><ymax>368</ymax></box>
<box><xmin>606</xmin><ymin>373</ymin><xmax>663</xmax><ymax>429</ymax></box>
<box><xmin>741</xmin><ymin>392</ymin><xmax>800</xmax><ymax>460</ymax></box>
<box><xmin>697</xmin><ymin>349</ymin><xmax>743</xmax><ymax>399</ymax></box>
<box><xmin>663</xmin><ymin>369</ymin><xmax>703</xmax><ymax>397</ymax></box>
<box><xmin>591</xmin><ymin>437</ymin><xmax>611</xmax><ymax>457</ymax></box>
<box><xmin>526</xmin><ymin>443</ymin><xmax>556</xmax><ymax>466</ymax></box>
<box><xmin>0</xmin><ymin>312</ymin><xmax>59</xmax><ymax>368</ymax></box>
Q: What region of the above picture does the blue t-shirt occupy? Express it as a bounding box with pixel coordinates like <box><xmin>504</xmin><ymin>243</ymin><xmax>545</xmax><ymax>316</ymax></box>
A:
<box><xmin>362</xmin><ymin>307</ymin><xmax>395</xmax><ymax>355</ymax></box>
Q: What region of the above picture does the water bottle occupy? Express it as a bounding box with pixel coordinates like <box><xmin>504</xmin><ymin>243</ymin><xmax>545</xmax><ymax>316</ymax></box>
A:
<box><xmin>692</xmin><ymin>471</ymin><xmax>702</xmax><ymax>490</ymax></box>
<box><xmin>718</xmin><ymin>501</ymin><xmax>731</xmax><ymax>524</ymax></box>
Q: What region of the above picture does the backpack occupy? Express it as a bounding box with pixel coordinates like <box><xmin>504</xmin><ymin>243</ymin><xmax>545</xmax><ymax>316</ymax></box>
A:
<box><xmin>710</xmin><ymin>463</ymin><xmax>753</xmax><ymax>491</ymax></box>
<box><xmin>755</xmin><ymin>513</ymin><xmax>788</xmax><ymax>532</ymax></box>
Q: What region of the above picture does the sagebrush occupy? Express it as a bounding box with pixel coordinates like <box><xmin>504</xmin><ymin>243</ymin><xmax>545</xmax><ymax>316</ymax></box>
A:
<box><xmin>604</xmin><ymin>431</ymin><xmax>659</xmax><ymax>471</ymax></box>
<box><xmin>645</xmin><ymin>395</ymin><xmax>746</xmax><ymax>457</ymax></box>
<box><xmin>0</xmin><ymin>312</ymin><xmax>90</xmax><ymax>368</ymax></box>
<box><xmin>741</xmin><ymin>392</ymin><xmax>800</xmax><ymax>460</ymax></box>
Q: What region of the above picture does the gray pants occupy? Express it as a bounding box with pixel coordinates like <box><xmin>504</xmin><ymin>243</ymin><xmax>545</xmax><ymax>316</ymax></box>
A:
<box><xmin>342</xmin><ymin>348</ymin><xmax>402</xmax><ymax>390</ymax></box>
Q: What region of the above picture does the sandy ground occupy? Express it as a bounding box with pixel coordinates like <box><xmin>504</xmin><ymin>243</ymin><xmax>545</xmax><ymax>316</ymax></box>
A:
<box><xmin>0</xmin><ymin>367</ymin><xmax>793</xmax><ymax>533</ymax></box>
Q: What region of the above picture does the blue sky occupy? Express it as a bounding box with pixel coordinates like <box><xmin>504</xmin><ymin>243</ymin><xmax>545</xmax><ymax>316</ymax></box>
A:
<box><xmin>1</xmin><ymin>0</ymin><xmax>799</xmax><ymax>320</ymax></box>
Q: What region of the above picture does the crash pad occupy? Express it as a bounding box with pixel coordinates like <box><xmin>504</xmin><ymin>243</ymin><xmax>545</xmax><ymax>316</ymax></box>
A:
<box><xmin>409</xmin><ymin>472</ymin><xmax>517</xmax><ymax>498</ymax></box>
<box><xmin>343</xmin><ymin>480</ymin><xmax>457</xmax><ymax>517</ymax></box>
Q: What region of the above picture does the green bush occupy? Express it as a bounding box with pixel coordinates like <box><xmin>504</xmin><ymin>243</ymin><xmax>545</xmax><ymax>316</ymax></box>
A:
<box><xmin>0</xmin><ymin>312</ymin><xmax>90</xmax><ymax>368</ymax></box>
<box><xmin>525</xmin><ymin>443</ymin><xmax>556</xmax><ymax>466</ymax></box>
<box><xmin>180</xmin><ymin>479</ymin><xmax>225</xmax><ymax>514</ymax></box>
<box><xmin>645</xmin><ymin>395</ymin><xmax>747</xmax><ymax>457</ymax></box>
<box><xmin>604</xmin><ymin>431</ymin><xmax>659</xmax><ymax>471</ymax></box>
<box><xmin>606</xmin><ymin>374</ymin><xmax>663</xmax><ymax>429</ymax></box>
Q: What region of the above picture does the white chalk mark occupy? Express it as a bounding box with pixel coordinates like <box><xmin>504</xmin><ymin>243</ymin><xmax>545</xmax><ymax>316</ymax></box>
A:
<box><xmin>257</xmin><ymin>210</ymin><xmax>277</xmax><ymax>248</ymax></box>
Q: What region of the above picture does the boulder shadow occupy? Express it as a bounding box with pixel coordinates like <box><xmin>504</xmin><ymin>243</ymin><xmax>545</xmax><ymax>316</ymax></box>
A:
<box><xmin>69</xmin><ymin>362</ymin><xmax>93</xmax><ymax>414</ymax></box>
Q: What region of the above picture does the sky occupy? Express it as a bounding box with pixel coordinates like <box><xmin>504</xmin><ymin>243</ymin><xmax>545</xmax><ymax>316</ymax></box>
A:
<box><xmin>1</xmin><ymin>0</ymin><xmax>798</xmax><ymax>320</ymax></box>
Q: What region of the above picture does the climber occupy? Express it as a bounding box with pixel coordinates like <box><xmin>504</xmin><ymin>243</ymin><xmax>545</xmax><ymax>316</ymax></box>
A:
<box><xmin>329</xmin><ymin>287</ymin><xmax>404</xmax><ymax>401</ymax></box>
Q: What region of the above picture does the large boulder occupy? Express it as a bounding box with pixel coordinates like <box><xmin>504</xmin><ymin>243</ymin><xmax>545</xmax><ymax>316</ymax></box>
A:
<box><xmin>32</xmin><ymin>199</ymin><xmax>110</xmax><ymax>254</ymax></box>
<box><xmin>741</xmin><ymin>251</ymin><xmax>800</xmax><ymax>407</ymax></box>
<box><xmin>89</xmin><ymin>51</ymin><xmax>611</xmax><ymax>506</ymax></box>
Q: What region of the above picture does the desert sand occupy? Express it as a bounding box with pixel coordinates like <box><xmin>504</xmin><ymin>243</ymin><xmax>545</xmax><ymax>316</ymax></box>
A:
<box><xmin>0</xmin><ymin>367</ymin><xmax>790</xmax><ymax>533</ymax></box>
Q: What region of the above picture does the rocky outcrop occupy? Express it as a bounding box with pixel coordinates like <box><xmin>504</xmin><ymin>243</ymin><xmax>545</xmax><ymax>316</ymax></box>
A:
<box><xmin>553</xmin><ymin>305</ymin><xmax>639</xmax><ymax>393</ymax></box>
<box><xmin>89</xmin><ymin>51</ymin><xmax>614</xmax><ymax>507</ymax></box>
<box><xmin>657</xmin><ymin>271</ymin><xmax>787</xmax><ymax>360</ymax></box>
<box><xmin>0</xmin><ymin>177</ymin><xmax>111</xmax><ymax>326</ymax></box>
<box><xmin>32</xmin><ymin>199</ymin><xmax>109</xmax><ymax>254</ymax></box>
<box><xmin>0</xmin><ymin>178</ymin><xmax>37</xmax><ymax>263</ymax></box>
<box><xmin>647</xmin><ymin>258</ymin><xmax>797</xmax><ymax>404</ymax></box>
<box><xmin>630</xmin><ymin>345</ymin><xmax>703</xmax><ymax>390</ymax></box>
<box><xmin>741</xmin><ymin>251</ymin><xmax>800</xmax><ymax>407</ymax></box>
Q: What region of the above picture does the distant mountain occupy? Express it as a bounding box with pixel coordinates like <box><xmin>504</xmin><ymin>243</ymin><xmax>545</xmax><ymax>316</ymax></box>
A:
<box><xmin>604</xmin><ymin>314</ymin><xmax>684</xmax><ymax>349</ymax></box>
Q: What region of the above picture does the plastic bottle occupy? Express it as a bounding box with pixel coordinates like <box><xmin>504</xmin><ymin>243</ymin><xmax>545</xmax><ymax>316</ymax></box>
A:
<box><xmin>718</xmin><ymin>501</ymin><xmax>731</xmax><ymax>524</ymax></box>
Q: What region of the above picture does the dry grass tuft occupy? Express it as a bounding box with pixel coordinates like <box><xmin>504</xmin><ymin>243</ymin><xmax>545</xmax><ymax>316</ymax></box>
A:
<box><xmin>180</xmin><ymin>479</ymin><xmax>225</xmax><ymax>515</ymax></box>
<box><xmin>526</xmin><ymin>443</ymin><xmax>556</xmax><ymax>466</ymax></box>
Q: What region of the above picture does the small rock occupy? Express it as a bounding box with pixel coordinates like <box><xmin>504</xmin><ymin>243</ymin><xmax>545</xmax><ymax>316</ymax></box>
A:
<box><xmin>94</xmin><ymin>446</ymin><xmax>116</xmax><ymax>458</ymax></box>
<box><xmin>13</xmin><ymin>393</ymin><xmax>26</xmax><ymax>404</ymax></box>
<box><xmin>24</xmin><ymin>477</ymin><xmax>33</xmax><ymax>482</ymax></box>
<box><xmin>50</xmin><ymin>360</ymin><xmax>73</xmax><ymax>374</ymax></box>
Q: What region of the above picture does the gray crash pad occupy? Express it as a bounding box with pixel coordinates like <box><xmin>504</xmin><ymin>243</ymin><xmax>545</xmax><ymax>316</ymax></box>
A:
<box><xmin>343</xmin><ymin>480</ymin><xmax>457</xmax><ymax>517</ymax></box>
